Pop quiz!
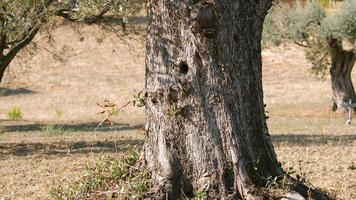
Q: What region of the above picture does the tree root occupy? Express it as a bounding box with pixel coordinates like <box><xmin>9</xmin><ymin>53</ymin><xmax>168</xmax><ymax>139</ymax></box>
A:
<box><xmin>142</xmin><ymin>172</ymin><xmax>331</xmax><ymax>200</ymax></box>
<box><xmin>261</xmin><ymin>174</ymin><xmax>330</xmax><ymax>200</ymax></box>
<box><xmin>287</xmin><ymin>175</ymin><xmax>329</xmax><ymax>200</ymax></box>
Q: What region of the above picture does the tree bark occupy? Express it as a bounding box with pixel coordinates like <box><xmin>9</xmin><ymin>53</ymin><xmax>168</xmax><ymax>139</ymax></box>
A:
<box><xmin>0</xmin><ymin>26</ymin><xmax>40</xmax><ymax>84</ymax></box>
<box><xmin>144</xmin><ymin>1</ymin><xmax>329</xmax><ymax>199</ymax></box>
<box><xmin>328</xmin><ymin>39</ymin><xmax>356</xmax><ymax>111</ymax></box>
<box><xmin>144</xmin><ymin>1</ymin><xmax>281</xmax><ymax>199</ymax></box>
<box><xmin>0</xmin><ymin>64</ymin><xmax>7</xmax><ymax>83</ymax></box>
<box><xmin>0</xmin><ymin>57</ymin><xmax>10</xmax><ymax>84</ymax></box>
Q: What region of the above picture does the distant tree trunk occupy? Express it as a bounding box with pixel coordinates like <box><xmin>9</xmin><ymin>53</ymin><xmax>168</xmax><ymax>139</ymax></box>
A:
<box><xmin>0</xmin><ymin>21</ymin><xmax>40</xmax><ymax>84</ymax></box>
<box><xmin>0</xmin><ymin>57</ymin><xmax>10</xmax><ymax>84</ymax></box>
<box><xmin>0</xmin><ymin>64</ymin><xmax>7</xmax><ymax>83</ymax></box>
<box><xmin>0</xmin><ymin>54</ymin><xmax>20</xmax><ymax>84</ymax></box>
<box><xmin>144</xmin><ymin>1</ymin><xmax>326</xmax><ymax>199</ymax></box>
<box><xmin>328</xmin><ymin>39</ymin><xmax>356</xmax><ymax>111</ymax></box>
<box><xmin>0</xmin><ymin>29</ymin><xmax>39</xmax><ymax>85</ymax></box>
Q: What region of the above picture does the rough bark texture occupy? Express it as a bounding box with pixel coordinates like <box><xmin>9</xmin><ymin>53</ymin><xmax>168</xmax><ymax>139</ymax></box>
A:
<box><xmin>144</xmin><ymin>1</ymin><xmax>280</xmax><ymax>199</ymax></box>
<box><xmin>144</xmin><ymin>1</ymin><xmax>327</xmax><ymax>199</ymax></box>
<box><xmin>328</xmin><ymin>39</ymin><xmax>356</xmax><ymax>111</ymax></box>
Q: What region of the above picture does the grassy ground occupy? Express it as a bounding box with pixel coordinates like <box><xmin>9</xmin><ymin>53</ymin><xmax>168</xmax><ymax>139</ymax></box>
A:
<box><xmin>0</xmin><ymin>25</ymin><xmax>355</xmax><ymax>199</ymax></box>
<box><xmin>263</xmin><ymin>46</ymin><xmax>356</xmax><ymax>200</ymax></box>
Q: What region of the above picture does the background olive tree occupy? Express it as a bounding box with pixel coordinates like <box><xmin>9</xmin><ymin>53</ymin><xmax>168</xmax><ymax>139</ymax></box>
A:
<box><xmin>0</xmin><ymin>0</ymin><xmax>143</xmax><ymax>84</ymax></box>
<box><xmin>263</xmin><ymin>0</ymin><xmax>356</xmax><ymax>110</ymax></box>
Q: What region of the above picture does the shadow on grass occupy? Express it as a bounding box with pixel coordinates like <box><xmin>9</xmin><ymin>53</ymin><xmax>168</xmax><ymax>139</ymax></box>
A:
<box><xmin>271</xmin><ymin>134</ymin><xmax>356</xmax><ymax>146</ymax></box>
<box><xmin>0</xmin><ymin>139</ymin><xmax>143</xmax><ymax>156</ymax></box>
<box><xmin>0</xmin><ymin>87</ymin><xmax>38</xmax><ymax>96</ymax></box>
<box><xmin>0</xmin><ymin>122</ymin><xmax>144</xmax><ymax>133</ymax></box>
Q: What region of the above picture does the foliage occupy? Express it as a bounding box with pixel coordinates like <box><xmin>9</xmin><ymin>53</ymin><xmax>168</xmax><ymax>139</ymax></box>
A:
<box><xmin>0</xmin><ymin>0</ymin><xmax>51</xmax><ymax>75</ymax></box>
<box><xmin>50</xmin><ymin>149</ymin><xmax>150</xmax><ymax>200</ymax></box>
<box><xmin>54</xmin><ymin>109</ymin><xmax>64</xmax><ymax>118</ymax></box>
<box><xmin>263</xmin><ymin>3</ymin><xmax>294</xmax><ymax>46</ymax></box>
<box><xmin>55</xmin><ymin>0</ymin><xmax>143</xmax><ymax>24</ymax></box>
<box><xmin>190</xmin><ymin>190</ymin><xmax>207</xmax><ymax>200</ymax></box>
<box><xmin>263</xmin><ymin>0</ymin><xmax>325</xmax><ymax>46</ymax></box>
<box><xmin>263</xmin><ymin>0</ymin><xmax>356</xmax><ymax>76</ymax></box>
<box><xmin>6</xmin><ymin>106</ymin><xmax>23</xmax><ymax>120</ymax></box>
<box><xmin>0</xmin><ymin>0</ymin><xmax>144</xmax><ymax>82</ymax></box>
<box><xmin>321</xmin><ymin>0</ymin><xmax>356</xmax><ymax>42</ymax></box>
<box><xmin>0</xmin><ymin>1</ymin><xmax>50</xmax><ymax>48</ymax></box>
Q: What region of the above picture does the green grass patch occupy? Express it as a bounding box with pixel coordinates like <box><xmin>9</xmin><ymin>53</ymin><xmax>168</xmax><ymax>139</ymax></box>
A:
<box><xmin>6</xmin><ymin>106</ymin><xmax>23</xmax><ymax>120</ymax></box>
<box><xmin>54</xmin><ymin>109</ymin><xmax>65</xmax><ymax>118</ymax></box>
<box><xmin>42</xmin><ymin>124</ymin><xmax>67</xmax><ymax>136</ymax></box>
<box><xmin>50</xmin><ymin>150</ymin><xmax>150</xmax><ymax>200</ymax></box>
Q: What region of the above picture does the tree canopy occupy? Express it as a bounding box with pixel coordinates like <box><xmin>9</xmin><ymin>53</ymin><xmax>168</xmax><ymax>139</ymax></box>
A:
<box><xmin>263</xmin><ymin>0</ymin><xmax>356</xmax><ymax>110</ymax></box>
<box><xmin>0</xmin><ymin>0</ymin><xmax>143</xmax><ymax>83</ymax></box>
<box><xmin>263</xmin><ymin>0</ymin><xmax>356</xmax><ymax>76</ymax></box>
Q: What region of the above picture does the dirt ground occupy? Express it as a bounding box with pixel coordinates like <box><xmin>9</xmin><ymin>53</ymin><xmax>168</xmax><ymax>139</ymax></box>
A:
<box><xmin>0</xmin><ymin>24</ymin><xmax>355</xmax><ymax>200</ymax></box>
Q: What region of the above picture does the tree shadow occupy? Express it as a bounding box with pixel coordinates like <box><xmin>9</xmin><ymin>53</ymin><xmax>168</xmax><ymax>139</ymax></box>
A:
<box><xmin>271</xmin><ymin>134</ymin><xmax>356</xmax><ymax>146</ymax></box>
<box><xmin>0</xmin><ymin>87</ymin><xmax>38</xmax><ymax>96</ymax></box>
<box><xmin>0</xmin><ymin>122</ymin><xmax>144</xmax><ymax>133</ymax></box>
<box><xmin>127</xmin><ymin>16</ymin><xmax>147</xmax><ymax>25</ymax></box>
<box><xmin>0</xmin><ymin>139</ymin><xmax>143</xmax><ymax>157</ymax></box>
<box><xmin>60</xmin><ymin>15</ymin><xmax>147</xmax><ymax>32</ymax></box>
<box><xmin>97</xmin><ymin>16</ymin><xmax>147</xmax><ymax>26</ymax></box>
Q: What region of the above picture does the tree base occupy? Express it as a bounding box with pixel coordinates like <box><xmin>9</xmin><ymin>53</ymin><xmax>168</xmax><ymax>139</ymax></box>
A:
<box><xmin>270</xmin><ymin>175</ymin><xmax>329</xmax><ymax>200</ymax></box>
<box><xmin>143</xmin><ymin>172</ymin><xmax>329</xmax><ymax>200</ymax></box>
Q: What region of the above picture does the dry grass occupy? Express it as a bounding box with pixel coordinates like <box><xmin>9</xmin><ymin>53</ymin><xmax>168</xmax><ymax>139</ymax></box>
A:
<box><xmin>0</xmin><ymin>23</ymin><xmax>146</xmax><ymax>124</ymax></box>
<box><xmin>263</xmin><ymin>45</ymin><xmax>356</xmax><ymax>200</ymax></box>
<box><xmin>0</xmin><ymin>24</ymin><xmax>355</xmax><ymax>199</ymax></box>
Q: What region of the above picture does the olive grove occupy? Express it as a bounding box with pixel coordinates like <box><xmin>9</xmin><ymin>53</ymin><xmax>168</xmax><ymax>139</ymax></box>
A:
<box><xmin>263</xmin><ymin>0</ymin><xmax>356</xmax><ymax>110</ymax></box>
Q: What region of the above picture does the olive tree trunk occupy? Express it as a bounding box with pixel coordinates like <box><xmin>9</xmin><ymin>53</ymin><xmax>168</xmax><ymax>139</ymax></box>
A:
<box><xmin>0</xmin><ymin>65</ymin><xmax>7</xmax><ymax>83</ymax></box>
<box><xmin>328</xmin><ymin>39</ymin><xmax>356</xmax><ymax>110</ymax></box>
<box><xmin>0</xmin><ymin>58</ymin><xmax>11</xmax><ymax>84</ymax></box>
<box><xmin>0</xmin><ymin>28</ymin><xmax>39</xmax><ymax>85</ymax></box>
<box><xmin>144</xmin><ymin>1</ymin><xmax>326</xmax><ymax>199</ymax></box>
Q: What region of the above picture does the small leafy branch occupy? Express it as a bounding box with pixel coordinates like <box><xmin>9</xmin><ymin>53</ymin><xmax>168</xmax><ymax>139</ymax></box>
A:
<box><xmin>94</xmin><ymin>99</ymin><xmax>124</xmax><ymax>132</ymax></box>
<box><xmin>132</xmin><ymin>89</ymin><xmax>145</xmax><ymax>107</ymax></box>
<box><xmin>94</xmin><ymin>89</ymin><xmax>146</xmax><ymax>132</ymax></box>
<box><xmin>168</xmin><ymin>105</ymin><xmax>185</xmax><ymax>117</ymax></box>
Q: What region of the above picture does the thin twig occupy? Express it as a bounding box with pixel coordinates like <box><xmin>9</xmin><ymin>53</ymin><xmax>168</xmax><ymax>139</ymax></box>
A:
<box><xmin>294</xmin><ymin>41</ymin><xmax>309</xmax><ymax>48</ymax></box>
<box><xmin>93</xmin><ymin>115</ymin><xmax>110</xmax><ymax>132</ymax></box>
<box><xmin>93</xmin><ymin>100</ymin><xmax>131</xmax><ymax>132</ymax></box>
